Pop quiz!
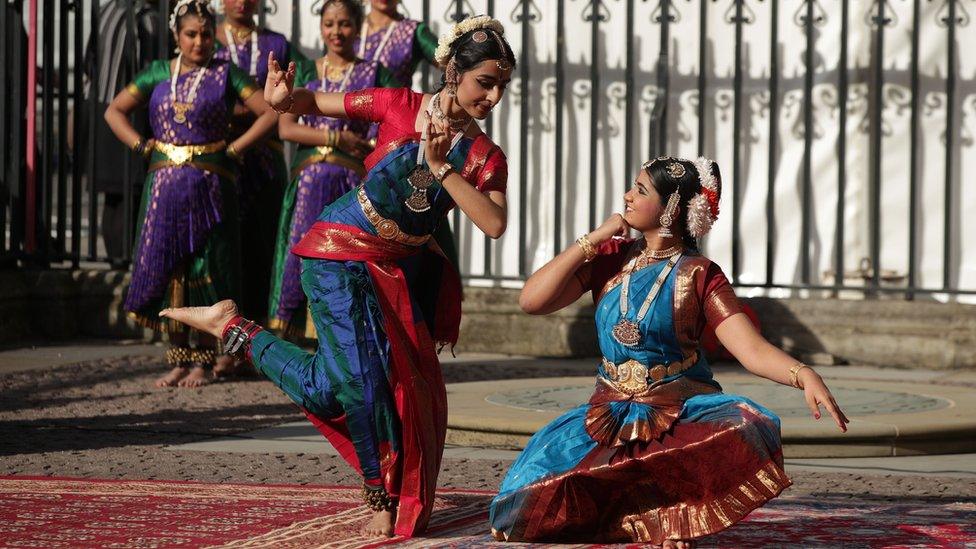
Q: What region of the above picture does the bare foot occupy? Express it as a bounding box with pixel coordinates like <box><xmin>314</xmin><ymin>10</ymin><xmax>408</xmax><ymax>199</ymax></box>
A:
<box><xmin>213</xmin><ymin>355</ymin><xmax>237</xmax><ymax>378</ymax></box>
<box><xmin>155</xmin><ymin>366</ymin><xmax>189</xmax><ymax>388</ymax></box>
<box><xmin>363</xmin><ymin>509</ymin><xmax>395</xmax><ymax>537</ymax></box>
<box><xmin>178</xmin><ymin>366</ymin><xmax>212</xmax><ymax>388</ymax></box>
<box><xmin>158</xmin><ymin>300</ymin><xmax>239</xmax><ymax>339</ymax></box>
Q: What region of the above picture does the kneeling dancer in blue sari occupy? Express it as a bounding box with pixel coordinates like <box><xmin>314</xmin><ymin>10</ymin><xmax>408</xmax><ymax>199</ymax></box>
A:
<box><xmin>489</xmin><ymin>156</ymin><xmax>849</xmax><ymax>547</ymax></box>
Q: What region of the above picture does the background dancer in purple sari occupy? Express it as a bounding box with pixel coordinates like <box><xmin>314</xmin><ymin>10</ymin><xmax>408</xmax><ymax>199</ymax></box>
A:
<box><xmin>104</xmin><ymin>0</ymin><xmax>276</xmax><ymax>388</ymax></box>
<box><xmin>213</xmin><ymin>0</ymin><xmax>310</xmax><ymax>346</ymax></box>
<box><xmin>269</xmin><ymin>0</ymin><xmax>400</xmax><ymax>338</ymax></box>
<box><xmin>354</xmin><ymin>0</ymin><xmax>462</xmax><ymax>271</ymax></box>
<box><xmin>490</xmin><ymin>156</ymin><xmax>849</xmax><ymax>547</ymax></box>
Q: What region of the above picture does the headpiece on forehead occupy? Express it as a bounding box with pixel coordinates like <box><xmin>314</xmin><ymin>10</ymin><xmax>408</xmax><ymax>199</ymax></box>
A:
<box><xmin>169</xmin><ymin>0</ymin><xmax>212</xmax><ymax>34</ymax></box>
<box><xmin>434</xmin><ymin>15</ymin><xmax>509</xmax><ymax>67</ymax></box>
<box><xmin>642</xmin><ymin>155</ymin><xmax>721</xmax><ymax>239</ymax></box>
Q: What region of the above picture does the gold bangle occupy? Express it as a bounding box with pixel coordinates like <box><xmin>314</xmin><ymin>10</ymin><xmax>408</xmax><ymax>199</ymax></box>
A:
<box><xmin>789</xmin><ymin>362</ymin><xmax>811</xmax><ymax>389</ymax></box>
<box><xmin>576</xmin><ymin>235</ymin><xmax>597</xmax><ymax>263</ymax></box>
<box><xmin>226</xmin><ymin>144</ymin><xmax>243</xmax><ymax>164</ymax></box>
<box><xmin>434</xmin><ymin>164</ymin><xmax>453</xmax><ymax>182</ymax></box>
<box><xmin>271</xmin><ymin>94</ymin><xmax>295</xmax><ymax>114</ymax></box>
<box><xmin>131</xmin><ymin>138</ymin><xmax>143</xmax><ymax>151</ymax></box>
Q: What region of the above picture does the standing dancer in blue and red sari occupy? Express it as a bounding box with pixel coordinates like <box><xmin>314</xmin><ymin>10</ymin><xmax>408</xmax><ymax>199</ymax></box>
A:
<box><xmin>104</xmin><ymin>0</ymin><xmax>276</xmax><ymax>388</ymax></box>
<box><xmin>158</xmin><ymin>15</ymin><xmax>515</xmax><ymax>538</ymax></box>
<box><xmin>268</xmin><ymin>0</ymin><xmax>400</xmax><ymax>338</ymax></box>
<box><xmin>489</xmin><ymin>157</ymin><xmax>849</xmax><ymax>547</ymax></box>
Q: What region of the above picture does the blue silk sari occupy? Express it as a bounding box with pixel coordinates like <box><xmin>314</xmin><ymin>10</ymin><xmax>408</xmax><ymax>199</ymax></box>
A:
<box><xmin>489</xmin><ymin>246</ymin><xmax>792</xmax><ymax>544</ymax></box>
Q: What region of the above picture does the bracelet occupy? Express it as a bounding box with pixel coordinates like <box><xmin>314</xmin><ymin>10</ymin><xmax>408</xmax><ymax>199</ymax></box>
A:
<box><xmin>576</xmin><ymin>234</ymin><xmax>597</xmax><ymax>263</ymax></box>
<box><xmin>270</xmin><ymin>94</ymin><xmax>295</xmax><ymax>114</ymax></box>
<box><xmin>226</xmin><ymin>144</ymin><xmax>243</xmax><ymax>164</ymax></box>
<box><xmin>131</xmin><ymin>138</ymin><xmax>154</xmax><ymax>159</ymax></box>
<box><xmin>222</xmin><ymin>317</ymin><xmax>261</xmax><ymax>359</ymax></box>
<box><xmin>324</xmin><ymin>128</ymin><xmax>339</xmax><ymax>148</ymax></box>
<box><xmin>789</xmin><ymin>362</ymin><xmax>811</xmax><ymax>389</ymax></box>
<box><xmin>434</xmin><ymin>164</ymin><xmax>453</xmax><ymax>182</ymax></box>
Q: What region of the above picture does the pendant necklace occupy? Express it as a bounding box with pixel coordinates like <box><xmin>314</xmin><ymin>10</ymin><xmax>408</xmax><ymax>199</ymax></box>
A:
<box><xmin>405</xmin><ymin>93</ymin><xmax>470</xmax><ymax>213</ymax></box>
<box><xmin>611</xmin><ymin>244</ymin><xmax>682</xmax><ymax>347</ymax></box>
<box><xmin>170</xmin><ymin>53</ymin><xmax>209</xmax><ymax>125</ymax></box>
<box><xmin>319</xmin><ymin>57</ymin><xmax>355</xmax><ymax>133</ymax></box>
<box><xmin>224</xmin><ymin>24</ymin><xmax>259</xmax><ymax>76</ymax></box>
<box><xmin>320</xmin><ymin>57</ymin><xmax>355</xmax><ymax>91</ymax></box>
<box><xmin>358</xmin><ymin>19</ymin><xmax>398</xmax><ymax>62</ymax></box>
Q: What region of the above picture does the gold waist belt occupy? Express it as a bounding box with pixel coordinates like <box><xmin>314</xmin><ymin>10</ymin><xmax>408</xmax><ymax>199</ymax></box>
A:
<box><xmin>154</xmin><ymin>140</ymin><xmax>226</xmax><ymax>165</ymax></box>
<box><xmin>601</xmin><ymin>352</ymin><xmax>699</xmax><ymax>395</ymax></box>
<box><xmin>357</xmin><ymin>186</ymin><xmax>430</xmax><ymax>247</ymax></box>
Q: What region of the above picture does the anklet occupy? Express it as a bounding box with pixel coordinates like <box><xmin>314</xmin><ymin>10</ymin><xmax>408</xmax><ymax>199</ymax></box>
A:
<box><xmin>190</xmin><ymin>348</ymin><xmax>217</xmax><ymax>367</ymax></box>
<box><xmin>222</xmin><ymin>317</ymin><xmax>261</xmax><ymax>359</ymax></box>
<box><xmin>165</xmin><ymin>346</ymin><xmax>193</xmax><ymax>366</ymax></box>
<box><xmin>361</xmin><ymin>483</ymin><xmax>397</xmax><ymax>512</ymax></box>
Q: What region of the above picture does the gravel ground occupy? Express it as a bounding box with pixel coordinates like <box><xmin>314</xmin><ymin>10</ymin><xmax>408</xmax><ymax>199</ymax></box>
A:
<box><xmin>2</xmin><ymin>354</ymin><xmax>974</xmax><ymax>502</ymax></box>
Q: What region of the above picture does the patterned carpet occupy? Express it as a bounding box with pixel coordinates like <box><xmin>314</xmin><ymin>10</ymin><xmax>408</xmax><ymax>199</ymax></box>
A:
<box><xmin>1</xmin><ymin>476</ymin><xmax>974</xmax><ymax>548</ymax></box>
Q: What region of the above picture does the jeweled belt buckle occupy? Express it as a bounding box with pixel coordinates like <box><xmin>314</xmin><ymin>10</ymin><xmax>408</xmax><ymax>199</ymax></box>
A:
<box><xmin>168</xmin><ymin>147</ymin><xmax>193</xmax><ymax>165</ymax></box>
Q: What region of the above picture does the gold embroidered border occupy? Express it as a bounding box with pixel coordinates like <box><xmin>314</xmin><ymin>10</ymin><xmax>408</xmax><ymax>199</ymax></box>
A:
<box><xmin>290</xmin><ymin>149</ymin><xmax>366</xmax><ymax>179</ymax></box>
<box><xmin>620</xmin><ymin>460</ymin><xmax>791</xmax><ymax>544</ymax></box>
<box><xmin>125</xmin><ymin>83</ymin><xmax>144</xmax><ymax>100</ymax></box>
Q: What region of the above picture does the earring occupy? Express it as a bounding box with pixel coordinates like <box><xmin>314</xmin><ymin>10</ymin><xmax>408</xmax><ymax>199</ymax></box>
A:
<box><xmin>445</xmin><ymin>60</ymin><xmax>458</xmax><ymax>97</ymax></box>
<box><xmin>659</xmin><ymin>190</ymin><xmax>680</xmax><ymax>238</ymax></box>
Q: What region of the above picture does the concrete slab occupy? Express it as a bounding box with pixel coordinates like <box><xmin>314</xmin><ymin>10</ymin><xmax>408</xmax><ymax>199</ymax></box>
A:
<box><xmin>444</xmin><ymin>369</ymin><xmax>976</xmax><ymax>458</ymax></box>
<box><xmin>169</xmin><ymin>421</ymin><xmax>522</xmax><ymax>461</ymax></box>
<box><xmin>168</xmin><ymin>421</ymin><xmax>976</xmax><ymax>478</ymax></box>
<box><xmin>0</xmin><ymin>340</ymin><xmax>163</xmax><ymax>374</ymax></box>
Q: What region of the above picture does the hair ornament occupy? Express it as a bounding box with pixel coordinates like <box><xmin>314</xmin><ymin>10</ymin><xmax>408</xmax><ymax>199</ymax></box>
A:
<box><xmin>472</xmin><ymin>30</ymin><xmax>488</xmax><ymax>43</ymax></box>
<box><xmin>170</xmin><ymin>0</ymin><xmax>208</xmax><ymax>33</ymax></box>
<box><xmin>434</xmin><ymin>15</ymin><xmax>506</xmax><ymax>65</ymax></box>
<box><xmin>665</xmin><ymin>161</ymin><xmax>686</xmax><ymax>179</ymax></box>
<box><xmin>686</xmin><ymin>156</ymin><xmax>721</xmax><ymax>238</ymax></box>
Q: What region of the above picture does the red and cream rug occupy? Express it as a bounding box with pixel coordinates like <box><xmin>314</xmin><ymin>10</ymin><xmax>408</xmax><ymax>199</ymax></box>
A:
<box><xmin>1</xmin><ymin>476</ymin><xmax>973</xmax><ymax>548</ymax></box>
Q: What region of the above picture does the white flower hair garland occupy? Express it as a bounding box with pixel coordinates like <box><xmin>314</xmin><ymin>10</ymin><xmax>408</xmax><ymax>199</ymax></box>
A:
<box><xmin>433</xmin><ymin>15</ymin><xmax>506</xmax><ymax>65</ymax></box>
<box><xmin>686</xmin><ymin>156</ymin><xmax>721</xmax><ymax>238</ymax></box>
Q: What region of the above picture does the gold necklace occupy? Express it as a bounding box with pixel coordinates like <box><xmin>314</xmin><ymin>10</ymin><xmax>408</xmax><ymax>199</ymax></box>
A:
<box><xmin>321</xmin><ymin>57</ymin><xmax>354</xmax><ymax>82</ymax></box>
<box><xmin>642</xmin><ymin>244</ymin><xmax>684</xmax><ymax>260</ymax></box>
<box><xmin>227</xmin><ymin>22</ymin><xmax>254</xmax><ymax>42</ymax></box>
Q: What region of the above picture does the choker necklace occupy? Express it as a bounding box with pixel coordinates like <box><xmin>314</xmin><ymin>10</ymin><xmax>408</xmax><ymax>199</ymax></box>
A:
<box><xmin>642</xmin><ymin>244</ymin><xmax>683</xmax><ymax>260</ymax></box>
<box><xmin>430</xmin><ymin>92</ymin><xmax>471</xmax><ymax>133</ymax></box>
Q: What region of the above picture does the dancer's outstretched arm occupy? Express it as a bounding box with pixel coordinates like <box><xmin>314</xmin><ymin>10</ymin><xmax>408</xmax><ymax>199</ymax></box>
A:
<box><xmin>519</xmin><ymin>214</ymin><xmax>631</xmax><ymax>315</ymax></box>
<box><xmin>265</xmin><ymin>52</ymin><xmax>349</xmax><ymax>118</ymax></box>
<box><xmin>716</xmin><ymin>316</ymin><xmax>850</xmax><ymax>432</ymax></box>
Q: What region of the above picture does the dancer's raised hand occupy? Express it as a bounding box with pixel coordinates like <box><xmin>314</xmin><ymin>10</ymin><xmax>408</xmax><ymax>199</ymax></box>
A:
<box><xmin>425</xmin><ymin>116</ymin><xmax>451</xmax><ymax>173</ymax></box>
<box><xmin>587</xmin><ymin>213</ymin><xmax>631</xmax><ymax>245</ymax></box>
<box><xmin>264</xmin><ymin>51</ymin><xmax>296</xmax><ymax>111</ymax></box>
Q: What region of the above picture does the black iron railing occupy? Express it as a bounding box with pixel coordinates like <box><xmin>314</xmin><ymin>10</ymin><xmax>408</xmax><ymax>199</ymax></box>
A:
<box><xmin>1</xmin><ymin>0</ymin><xmax>973</xmax><ymax>299</ymax></box>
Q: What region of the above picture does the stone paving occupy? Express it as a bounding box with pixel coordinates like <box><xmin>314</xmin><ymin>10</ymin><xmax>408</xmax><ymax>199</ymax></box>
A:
<box><xmin>1</xmin><ymin>342</ymin><xmax>975</xmax><ymax>504</ymax></box>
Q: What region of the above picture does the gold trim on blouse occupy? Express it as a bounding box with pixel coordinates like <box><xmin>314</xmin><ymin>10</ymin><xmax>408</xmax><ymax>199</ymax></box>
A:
<box><xmin>125</xmin><ymin>83</ymin><xmax>144</xmax><ymax>100</ymax></box>
<box><xmin>357</xmin><ymin>186</ymin><xmax>430</xmax><ymax>247</ymax></box>
<box><xmin>239</xmin><ymin>84</ymin><xmax>258</xmax><ymax>101</ymax></box>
